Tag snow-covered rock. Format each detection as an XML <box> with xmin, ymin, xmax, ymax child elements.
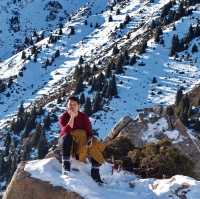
<box><xmin>3</xmin><ymin>157</ymin><xmax>200</xmax><ymax>199</ymax></box>
<box><xmin>3</xmin><ymin>158</ymin><xmax>84</xmax><ymax>199</ymax></box>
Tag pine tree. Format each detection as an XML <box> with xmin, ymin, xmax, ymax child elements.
<box><xmin>78</xmin><ymin>56</ymin><xmax>84</xmax><ymax>65</ymax></box>
<box><xmin>105</xmin><ymin>64</ymin><xmax>112</xmax><ymax>78</ymax></box>
<box><xmin>95</xmin><ymin>23</ymin><xmax>99</xmax><ymax>28</ymax></box>
<box><xmin>91</xmin><ymin>76</ymin><xmax>98</xmax><ymax>92</ymax></box>
<box><xmin>192</xmin><ymin>44</ymin><xmax>198</xmax><ymax>53</ymax></box>
<box><xmin>31</xmin><ymin>106</ymin><xmax>37</xmax><ymax>119</ymax></box>
<box><xmin>8</xmin><ymin>78</ymin><xmax>13</xmax><ymax>88</ymax></box>
<box><xmin>84</xmin><ymin>97</ymin><xmax>92</xmax><ymax>116</ymax></box>
<box><xmin>17</xmin><ymin>102</ymin><xmax>25</xmax><ymax>118</ymax></box>
<box><xmin>194</xmin><ymin>24</ymin><xmax>200</xmax><ymax>37</ymax></box>
<box><xmin>74</xmin><ymin>65</ymin><xmax>83</xmax><ymax>80</ymax></box>
<box><xmin>80</xmin><ymin>93</ymin><xmax>85</xmax><ymax>105</ymax></box>
<box><xmin>175</xmin><ymin>87</ymin><xmax>183</xmax><ymax>106</ymax></box>
<box><xmin>31</xmin><ymin>45</ymin><xmax>37</xmax><ymax>55</ymax></box>
<box><xmin>105</xmin><ymin>75</ymin><xmax>118</xmax><ymax>98</ymax></box>
<box><xmin>58</xmin><ymin>27</ymin><xmax>63</xmax><ymax>35</ymax></box>
<box><xmin>102</xmin><ymin>80</ymin><xmax>108</xmax><ymax>97</ymax></box>
<box><xmin>152</xmin><ymin>77</ymin><xmax>157</xmax><ymax>84</ymax></box>
<box><xmin>48</xmin><ymin>34</ymin><xmax>53</xmax><ymax>43</ymax></box>
<box><xmin>31</xmin><ymin>124</ymin><xmax>43</xmax><ymax>147</ymax></box>
<box><xmin>33</xmin><ymin>30</ymin><xmax>38</xmax><ymax>38</ymax></box>
<box><xmin>170</xmin><ymin>34</ymin><xmax>180</xmax><ymax>56</ymax></box>
<box><xmin>22</xmin><ymin>116</ymin><xmax>36</xmax><ymax>138</ymax></box>
<box><xmin>138</xmin><ymin>40</ymin><xmax>147</xmax><ymax>54</ymax></box>
<box><xmin>33</xmin><ymin>54</ymin><xmax>37</xmax><ymax>62</ymax></box>
<box><xmin>115</xmin><ymin>54</ymin><xmax>124</xmax><ymax>74</ymax></box>
<box><xmin>10</xmin><ymin>151</ymin><xmax>18</xmax><ymax>178</ymax></box>
<box><xmin>150</xmin><ymin>20</ymin><xmax>156</xmax><ymax>29</ymax></box>
<box><xmin>187</xmin><ymin>25</ymin><xmax>195</xmax><ymax>41</ymax></box>
<box><xmin>24</xmin><ymin>37</ymin><xmax>30</xmax><ymax>45</ymax></box>
<box><xmin>154</xmin><ymin>26</ymin><xmax>163</xmax><ymax>43</ymax></box>
<box><xmin>74</xmin><ymin>76</ymin><xmax>84</xmax><ymax>94</ymax></box>
<box><xmin>112</xmin><ymin>45</ymin><xmax>119</xmax><ymax>55</ymax></box>
<box><xmin>124</xmin><ymin>14</ymin><xmax>131</xmax><ymax>25</ymax></box>
<box><xmin>119</xmin><ymin>23</ymin><xmax>124</xmax><ymax>29</ymax></box>
<box><xmin>83</xmin><ymin>64</ymin><xmax>91</xmax><ymax>80</ymax></box>
<box><xmin>4</xmin><ymin>133</ymin><xmax>11</xmax><ymax>156</ymax></box>
<box><xmin>92</xmin><ymin>92</ymin><xmax>102</xmax><ymax>113</ymax></box>
<box><xmin>21</xmin><ymin>51</ymin><xmax>26</xmax><ymax>59</ymax></box>
<box><xmin>179</xmin><ymin>95</ymin><xmax>190</xmax><ymax>126</ymax></box>
<box><xmin>177</xmin><ymin>2</ymin><xmax>185</xmax><ymax>17</ymax></box>
<box><xmin>55</xmin><ymin>49</ymin><xmax>60</xmax><ymax>58</ymax></box>
<box><xmin>92</xmin><ymin>64</ymin><xmax>98</xmax><ymax>75</ymax></box>
<box><xmin>57</xmin><ymin>95</ymin><xmax>62</xmax><ymax>104</ymax></box>
<box><xmin>20</xmin><ymin>141</ymin><xmax>31</xmax><ymax>161</ymax></box>
<box><xmin>29</xmin><ymin>37</ymin><xmax>34</xmax><ymax>45</ymax></box>
<box><xmin>123</xmin><ymin>49</ymin><xmax>129</xmax><ymax>64</ymax></box>
<box><xmin>108</xmin><ymin>15</ymin><xmax>113</xmax><ymax>22</ymax></box>
<box><xmin>45</xmin><ymin>59</ymin><xmax>50</xmax><ymax>67</ymax></box>
<box><xmin>69</xmin><ymin>26</ymin><xmax>75</xmax><ymax>35</ymax></box>
<box><xmin>91</xmin><ymin>73</ymin><xmax>106</xmax><ymax>92</ymax></box>
<box><xmin>129</xmin><ymin>54</ymin><xmax>137</xmax><ymax>65</ymax></box>
<box><xmin>116</xmin><ymin>8</ymin><xmax>120</xmax><ymax>15</ymax></box>
<box><xmin>43</xmin><ymin>114</ymin><xmax>51</xmax><ymax>130</ymax></box>
<box><xmin>110</xmin><ymin>75</ymin><xmax>118</xmax><ymax>97</ymax></box>
<box><xmin>37</xmin><ymin>127</ymin><xmax>49</xmax><ymax>159</ymax></box>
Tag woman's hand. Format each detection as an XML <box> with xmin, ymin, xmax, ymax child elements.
<box><xmin>68</xmin><ymin>109</ymin><xmax>78</xmax><ymax>118</ymax></box>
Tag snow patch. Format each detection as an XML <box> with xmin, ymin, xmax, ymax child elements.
<box><xmin>24</xmin><ymin>157</ymin><xmax>200</xmax><ymax>199</ymax></box>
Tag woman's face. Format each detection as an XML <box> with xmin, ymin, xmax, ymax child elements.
<box><xmin>67</xmin><ymin>100</ymin><xmax>79</xmax><ymax>112</ymax></box>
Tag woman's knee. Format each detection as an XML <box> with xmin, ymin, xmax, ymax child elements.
<box><xmin>62</xmin><ymin>134</ymin><xmax>73</xmax><ymax>145</ymax></box>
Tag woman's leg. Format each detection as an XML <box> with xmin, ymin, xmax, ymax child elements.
<box><xmin>62</xmin><ymin>134</ymin><xmax>73</xmax><ymax>172</ymax></box>
<box><xmin>91</xmin><ymin>158</ymin><xmax>103</xmax><ymax>183</ymax></box>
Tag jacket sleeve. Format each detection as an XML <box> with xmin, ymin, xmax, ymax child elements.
<box><xmin>83</xmin><ymin>114</ymin><xmax>92</xmax><ymax>139</ymax></box>
<box><xmin>59</xmin><ymin>113</ymin><xmax>72</xmax><ymax>137</ymax></box>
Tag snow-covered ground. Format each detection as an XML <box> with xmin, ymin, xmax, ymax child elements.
<box><xmin>92</xmin><ymin>8</ymin><xmax>200</xmax><ymax>137</ymax></box>
<box><xmin>24</xmin><ymin>157</ymin><xmax>200</xmax><ymax>199</ymax></box>
<box><xmin>0</xmin><ymin>0</ymin><xmax>100</xmax><ymax>60</ymax></box>
<box><xmin>142</xmin><ymin>117</ymin><xmax>184</xmax><ymax>144</ymax></box>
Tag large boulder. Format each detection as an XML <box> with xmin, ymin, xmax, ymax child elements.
<box><xmin>3</xmin><ymin>158</ymin><xmax>84</xmax><ymax>199</ymax></box>
<box><xmin>187</xmin><ymin>85</ymin><xmax>200</xmax><ymax>106</ymax></box>
<box><xmin>173</xmin><ymin>119</ymin><xmax>200</xmax><ymax>179</ymax></box>
<box><xmin>107</xmin><ymin>116</ymin><xmax>148</xmax><ymax>147</ymax></box>
<box><xmin>104</xmin><ymin>113</ymin><xmax>200</xmax><ymax>179</ymax></box>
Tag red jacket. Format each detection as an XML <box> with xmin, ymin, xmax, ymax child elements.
<box><xmin>59</xmin><ymin>111</ymin><xmax>92</xmax><ymax>139</ymax></box>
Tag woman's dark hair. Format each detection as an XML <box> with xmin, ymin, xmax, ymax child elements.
<box><xmin>67</xmin><ymin>96</ymin><xmax>80</xmax><ymax>104</ymax></box>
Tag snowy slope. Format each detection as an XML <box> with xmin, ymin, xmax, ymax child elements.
<box><xmin>24</xmin><ymin>157</ymin><xmax>200</xmax><ymax>199</ymax></box>
<box><xmin>0</xmin><ymin>0</ymin><xmax>109</xmax><ymax>119</ymax></box>
<box><xmin>92</xmin><ymin>8</ymin><xmax>200</xmax><ymax>137</ymax></box>
<box><xmin>0</xmin><ymin>0</ymin><xmax>103</xmax><ymax>60</ymax></box>
<box><xmin>0</xmin><ymin>0</ymin><xmax>200</xmax><ymax>139</ymax></box>
<box><xmin>1</xmin><ymin>0</ymin><xmax>200</xmax><ymax>197</ymax></box>
<box><xmin>0</xmin><ymin>0</ymin><xmax>171</xmax><ymax>121</ymax></box>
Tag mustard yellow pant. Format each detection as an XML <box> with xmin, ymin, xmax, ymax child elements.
<box><xmin>70</xmin><ymin>129</ymin><xmax>105</xmax><ymax>164</ymax></box>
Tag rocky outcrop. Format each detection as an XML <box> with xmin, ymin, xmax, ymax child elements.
<box><xmin>173</xmin><ymin>119</ymin><xmax>200</xmax><ymax>179</ymax></box>
<box><xmin>107</xmin><ymin>107</ymin><xmax>164</xmax><ymax>148</ymax></box>
<box><xmin>107</xmin><ymin>116</ymin><xmax>147</xmax><ymax>148</ymax></box>
<box><xmin>187</xmin><ymin>85</ymin><xmax>200</xmax><ymax>106</ymax></box>
<box><xmin>3</xmin><ymin>160</ymin><xmax>84</xmax><ymax>199</ymax></box>
<box><xmin>105</xmin><ymin>110</ymin><xmax>200</xmax><ymax>179</ymax></box>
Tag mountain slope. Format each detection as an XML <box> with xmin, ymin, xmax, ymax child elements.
<box><xmin>0</xmin><ymin>0</ymin><xmax>200</xmax><ymax>196</ymax></box>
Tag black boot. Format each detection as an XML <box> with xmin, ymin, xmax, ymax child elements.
<box><xmin>91</xmin><ymin>167</ymin><xmax>104</xmax><ymax>184</ymax></box>
<box><xmin>62</xmin><ymin>159</ymin><xmax>71</xmax><ymax>174</ymax></box>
